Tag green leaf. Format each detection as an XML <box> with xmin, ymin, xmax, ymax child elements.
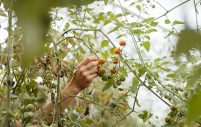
<box><xmin>116</xmin><ymin>34</ymin><xmax>126</xmax><ymax>39</ymax></box>
<box><xmin>101</xmin><ymin>40</ymin><xmax>109</xmax><ymax>47</ymax></box>
<box><xmin>176</xmin><ymin>30</ymin><xmax>201</xmax><ymax>55</ymax></box>
<box><xmin>110</xmin><ymin>47</ymin><xmax>115</xmax><ymax>54</ymax></box>
<box><xmin>187</xmin><ymin>91</ymin><xmax>201</xmax><ymax>123</ymax></box>
<box><xmin>173</xmin><ymin>20</ymin><xmax>184</xmax><ymax>25</ymax></box>
<box><xmin>164</xmin><ymin>31</ymin><xmax>174</xmax><ymax>39</ymax></box>
<box><xmin>164</xmin><ymin>19</ymin><xmax>170</xmax><ymax>24</ymax></box>
<box><xmin>84</xmin><ymin>8</ymin><xmax>94</xmax><ymax>12</ymax></box>
<box><xmin>136</xmin><ymin>5</ymin><xmax>141</xmax><ymax>11</ymax></box>
<box><xmin>130</xmin><ymin>2</ymin><xmax>135</xmax><ymax>6</ymax></box>
<box><xmin>150</xmin><ymin>22</ymin><xmax>158</xmax><ymax>27</ymax></box>
<box><xmin>108</xmin><ymin>26</ymin><xmax>119</xmax><ymax>34</ymax></box>
<box><xmin>101</xmin><ymin>51</ymin><xmax>109</xmax><ymax>59</ymax></box>
<box><xmin>130</xmin><ymin>77</ymin><xmax>139</xmax><ymax>93</ymax></box>
<box><xmin>141</xmin><ymin>41</ymin><xmax>150</xmax><ymax>51</ymax></box>
<box><xmin>142</xmin><ymin>17</ymin><xmax>155</xmax><ymax>23</ymax></box>
<box><xmin>102</xmin><ymin>80</ymin><xmax>114</xmax><ymax>92</ymax></box>
<box><xmin>65</xmin><ymin>22</ymin><xmax>70</xmax><ymax>29</ymax></box>
<box><xmin>104</xmin><ymin>0</ymin><xmax>109</xmax><ymax>4</ymax></box>
<box><xmin>119</xmin><ymin>67</ymin><xmax>127</xmax><ymax>76</ymax></box>
<box><xmin>0</xmin><ymin>9</ymin><xmax>6</xmax><ymax>17</ymax></box>
<box><xmin>138</xmin><ymin>110</ymin><xmax>152</xmax><ymax>122</ymax></box>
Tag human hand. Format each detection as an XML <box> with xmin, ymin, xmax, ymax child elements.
<box><xmin>65</xmin><ymin>56</ymin><xmax>99</xmax><ymax>94</ymax></box>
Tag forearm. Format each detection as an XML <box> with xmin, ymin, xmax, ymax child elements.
<box><xmin>36</xmin><ymin>79</ymin><xmax>81</xmax><ymax>123</ymax></box>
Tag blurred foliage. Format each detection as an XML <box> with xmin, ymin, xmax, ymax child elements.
<box><xmin>176</xmin><ymin>29</ymin><xmax>201</xmax><ymax>55</ymax></box>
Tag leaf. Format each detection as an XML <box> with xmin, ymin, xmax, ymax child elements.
<box><xmin>116</xmin><ymin>34</ymin><xmax>126</xmax><ymax>39</ymax></box>
<box><xmin>138</xmin><ymin>110</ymin><xmax>152</xmax><ymax>122</ymax></box>
<box><xmin>176</xmin><ymin>30</ymin><xmax>201</xmax><ymax>55</ymax></box>
<box><xmin>142</xmin><ymin>17</ymin><xmax>155</xmax><ymax>23</ymax></box>
<box><xmin>187</xmin><ymin>91</ymin><xmax>201</xmax><ymax>123</ymax></box>
<box><xmin>173</xmin><ymin>20</ymin><xmax>184</xmax><ymax>25</ymax></box>
<box><xmin>130</xmin><ymin>2</ymin><xmax>135</xmax><ymax>6</ymax></box>
<box><xmin>65</xmin><ymin>22</ymin><xmax>70</xmax><ymax>29</ymax></box>
<box><xmin>84</xmin><ymin>8</ymin><xmax>94</xmax><ymax>12</ymax></box>
<box><xmin>150</xmin><ymin>22</ymin><xmax>158</xmax><ymax>27</ymax></box>
<box><xmin>101</xmin><ymin>40</ymin><xmax>109</xmax><ymax>47</ymax></box>
<box><xmin>104</xmin><ymin>0</ymin><xmax>109</xmax><ymax>4</ymax></box>
<box><xmin>164</xmin><ymin>19</ymin><xmax>170</xmax><ymax>24</ymax></box>
<box><xmin>164</xmin><ymin>31</ymin><xmax>174</xmax><ymax>39</ymax></box>
<box><xmin>136</xmin><ymin>5</ymin><xmax>141</xmax><ymax>11</ymax></box>
<box><xmin>186</xmin><ymin>64</ymin><xmax>201</xmax><ymax>88</ymax></box>
<box><xmin>108</xmin><ymin>26</ymin><xmax>119</xmax><ymax>34</ymax></box>
<box><xmin>102</xmin><ymin>80</ymin><xmax>114</xmax><ymax>92</ymax></box>
<box><xmin>130</xmin><ymin>77</ymin><xmax>139</xmax><ymax>93</ymax></box>
<box><xmin>119</xmin><ymin>67</ymin><xmax>127</xmax><ymax>76</ymax></box>
<box><xmin>101</xmin><ymin>51</ymin><xmax>109</xmax><ymax>59</ymax></box>
<box><xmin>0</xmin><ymin>9</ymin><xmax>6</xmax><ymax>17</ymax></box>
<box><xmin>141</xmin><ymin>41</ymin><xmax>150</xmax><ymax>51</ymax></box>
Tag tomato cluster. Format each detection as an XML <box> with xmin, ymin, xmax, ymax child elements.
<box><xmin>97</xmin><ymin>41</ymin><xmax>126</xmax><ymax>88</ymax></box>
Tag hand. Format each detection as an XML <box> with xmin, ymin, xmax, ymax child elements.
<box><xmin>65</xmin><ymin>56</ymin><xmax>99</xmax><ymax>94</ymax></box>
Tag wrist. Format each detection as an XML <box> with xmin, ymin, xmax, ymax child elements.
<box><xmin>62</xmin><ymin>78</ymin><xmax>81</xmax><ymax>96</ymax></box>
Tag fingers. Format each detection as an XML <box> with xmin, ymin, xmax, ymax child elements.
<box><xmin>78</xmin><ymin>56</ymin><xmax>98</xmax><ymax>68</ymax></box>
<box><xmin>84</xmin><ymin>66</ymin><xmax>98</xmax><ymax>76</ymax></box>
<box><xmin>85</xmin><ymin>73</ymin><xmax>97</xmax><ymax>83</ymax></box>
<box><xmin>85</xmin><ymin>61</ymin><xmax>99</xmax><ymax>70</ymax></box>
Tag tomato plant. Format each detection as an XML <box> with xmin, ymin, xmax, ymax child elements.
<box><xmin>0</xmin><ymin>0</ymin><xmax>201</xmax><ymax>127</ymax></box>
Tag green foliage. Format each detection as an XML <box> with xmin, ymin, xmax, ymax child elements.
<box><xmin>176</xmin><ymin>29</ymin><xmax>201</xmax><ymax>55</ymax></box>
<box><xmin>187</xmin><ymin>91</ymin><xmax>201</xmax><ymax>123</ymax></box>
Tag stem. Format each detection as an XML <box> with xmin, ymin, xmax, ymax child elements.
<box><xmin>117</xmin><ymin>0</ymin><xmax>185</xmax><ymax>102</ymax></box>
<box><xmin>59</xmin><ymin>95</ymin><xmax>123</xmax><ymax>118</ymax></box>
<box><xmin>54</xmin><ymin>68</ymin><xmax>61</xmax><ymax>124</ymax></box>
<box><xmin>12</xmin><ymin>69</ymin><xmax>26</xmax><ymax>94</ymax></box>
<box><xmin>144</xmin><ymin>0</ymin><xmax>191</xmax><ymax>26</ymax></box>
<box><xmin>52</xmin><ymin>39</ymin><xmax>61</xmax><ymax>124</ymax></box>
<box><xmin>4</xmin><ymin>0</ymin><xmax>13</xmax><ymax>126</ymax></box>
<box><xmin>57</xmin><ymin>36</ymin><xmax>99</xmax><ymax>57</ymax></box>
<box><xmin>193</xmin><ymin>0</ymin><xmax>199</xmax><ymax>32</ymax></box>
<box><xmin>112</xmin><ymin>84</ymin><xmax>141</xmax><ymax>127</ymax></box>
<box><xmin>153</xmin><ymin>0</ymin><xmax>179</xmax><ymax>34</ymax></box>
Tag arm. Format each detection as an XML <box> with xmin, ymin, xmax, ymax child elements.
<box><xmin>39</xmin><ymin>56</ymin><xmax>99</xmax><ymax>123</ymax></box>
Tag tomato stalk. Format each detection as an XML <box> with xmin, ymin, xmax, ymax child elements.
<box><xmin>4</xmin><ymin>0</ymin><xmax>13</xmax><ymax>126</ymax></box>
<box><xmin>52</xmin><ymin>38</ymin><xmax>61</xmax><ymax>125</ymax></box>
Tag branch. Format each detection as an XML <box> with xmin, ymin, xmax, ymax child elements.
<box><xmin>145</xmin><ymin>0</ymin><xmax>191</xmax><ymax>25</ymax></box>
<box><xmin>12</xmin><ymin>69</ymin><xmax>26</xmax><ymax>94</ymax></box>
<box><xmin>59</xmin><ymin>95</ymin><xmax>123</xmax><ymax>118</ymax></box>
<box><xmin>153</xmin><ymin>0</ymin><xmax>179</xmax><ymax>34</ymax></box>
<box><xmin>0</xmin><ymin>72</ymin><xmax>6</xmax><ymax>86</ymax></box>
<box><xmin>112</xmin><ymin>84</ymin><xmax>141</xmax><ymax>127</ymax></box>
<box><xmin>193</xmin><ymin>0</ymin><xmax>199</xmax><ymax>32</ymax></box>
<box><xmin>57</xmin><ymin>36</ymin><xmax>99</xmax><ymax>57</ymax></box>
<box><xmin>4</xmin><ymin>0</ymin><xmax>13</xmax><ymax>126</ymax></box>
<box><xmin>52</xmin><ymin>39</ymin><xmax>61</xmax><ymax>124</ymax></box>
<box><xmin>118</xmin><ymin>0</ymin><xmax>185</xmax><ymax>102</ymax></box>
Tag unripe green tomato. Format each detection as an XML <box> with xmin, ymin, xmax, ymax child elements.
<box><xmin>101</xmin><ymin>74</ymin><xmax>109</xmax><ymax>81</ymax></box>
<box><xmin>24</xmin><ymin>112</ymin><xmax>34</xmax><ymax>119</ymax></box>
<box><xmin>146</xmin><ymin>73</ymin><xmax>151</xmax><ymax>79</ymax></box>
<box><xmin>36</xmin><ymin>92</ymin><xmax>47</xmax><ymax>104</ymax></box>
<box><xmin>26</xmin><ymin>104</ymin><xmax>35</xmax><ymax>112</ymax></box>
<box><xmin>113</xmin><ymin>83</ymin><xmax>118</xmax><ymax>88</ymax></box>
<box><xmin>119</xmin><ymin>75</ymin><xmax>126</xmax><ymax>81</ymax></box>
<box><xmin>116</xmin><ymin>80</ymin><xmax>122</xmax><ymax>86</ymax></box>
